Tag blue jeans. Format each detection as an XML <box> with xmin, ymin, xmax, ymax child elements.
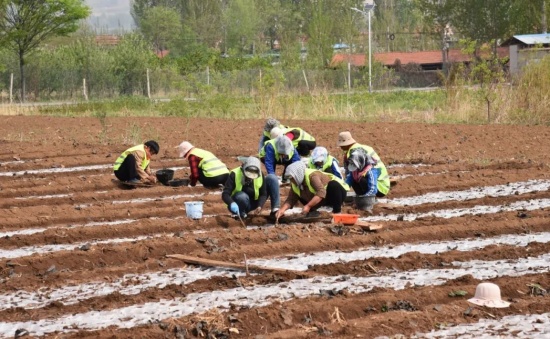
<box><xmin>229</xmin><ymin>191</ymin><xmax>257</xmax><ymax>214</ymax></box>
<box><xmin>265</xmin><ymin>174</ymin><xmax>280</xmax><ymax>211</ymax></box>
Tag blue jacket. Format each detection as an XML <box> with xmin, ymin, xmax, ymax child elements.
<box><xmin>346</xmin><ymin>167</ymin><xmax>380</xmax><ymax>196</ymax></box>
<box><xmin>263</xmin><ymin>142</ymin><xmax>301</xmax><ymax>175</ymax></box>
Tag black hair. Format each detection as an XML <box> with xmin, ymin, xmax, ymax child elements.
<box><xmin>144</xmin><ymin>140</ymin><xmax>160</xmax><ymax>154</ymax></box>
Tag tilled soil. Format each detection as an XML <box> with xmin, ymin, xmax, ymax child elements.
<box><xmin>0</xmin><ymin>116</ymin><xmax>549</xmax><ymax>338</ymax></box>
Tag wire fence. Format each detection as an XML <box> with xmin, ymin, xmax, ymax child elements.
<box><xmin>0</xmin><ymin>65</ymin><xmax>443</xmax><ymax>103</ymax></box>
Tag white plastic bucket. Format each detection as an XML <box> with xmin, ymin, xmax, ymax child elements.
<box><xmin>184</xmin><ymin>201</ymin><xmax>203</xmax><ymax>219</ymax></box>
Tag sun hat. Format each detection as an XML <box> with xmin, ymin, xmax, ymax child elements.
<box><xmin>270</xmin><ymin>127</ymin><xmax>283</xmax><ymax>139</ymax></box>
<box><xmin>176</xmin><ymin>141</ymin><xmax>194</xmax><ymax>158</ymax></box>
<box><xmin>337</xmin><ymin>131</ymin><xmax>356</xmax><ymax>147</ymax></box>
<box><xmin>467</xmin><ymin>282</ymin><xmax>510</xmax><ymax>308</ymax></box>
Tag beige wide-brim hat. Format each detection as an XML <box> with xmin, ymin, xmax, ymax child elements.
<box><xmin>467</xmin><ymin>282</ymin><xmax>510</xmax><ymax>308</ymax></box>
<box><xmin>337</xmin><ymin>131</ymin><xmax>356</xmax><ymax>147</ymax></box>
<box><xmin>176</xmin><ymin>141</ymin><xmax>194</xmax><ymax>158</ymax></box>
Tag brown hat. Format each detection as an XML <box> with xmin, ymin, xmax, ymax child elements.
<box><xmin>337</xmin><ymin>131</ymin><xmax>356</xmax><ymax>147</ymax></box>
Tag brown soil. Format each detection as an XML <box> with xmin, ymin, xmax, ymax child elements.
<box><xmin>1</xmin><ymin>116</ymin><xmax>550</xmax><ymax>338</ymax></box>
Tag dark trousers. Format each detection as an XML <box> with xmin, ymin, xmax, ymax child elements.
<box><xmin>299</xmin><ymin>181</ymin><xmax>347</xmax><ymax>213</ymax></box>
<box><xmin>199</xmin><ymin>171</ymin><xmax>229</xmax><ymax>188</ymax></box>
<box><xmin>296</xmin><ymin>140</ymin><xmax>317</xmax><ymax>157</ymax></box>
<box><xmin>351</xmin><ymin>178</ymin><xmax>386</xmax><ymax>198</ymax></box>
<box><xmin>114</xmin><ymin>154</ymin><xmax>139</xmax><ymax>182</ymax></box>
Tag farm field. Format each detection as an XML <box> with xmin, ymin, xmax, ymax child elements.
<box><xmin>0</xmin><ymin>116</ymin><xmax>549</xmax><ymax>338</ymax></box>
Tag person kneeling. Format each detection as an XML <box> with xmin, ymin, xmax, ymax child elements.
<box><xmin>275</xmin><ymin>161</ymin><xmax>349</xmax><ymax>219</ymax></box>
<box><xmin>222</xmin><ymin>157</ymin><xmax>271</xmax><ymax>219</ymax></box>
<box><xmin>345</xmin><ymin>148</ymin><xmax>390</xmax><ymax>212</ymax></box>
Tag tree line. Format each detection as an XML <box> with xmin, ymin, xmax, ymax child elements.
<box><xmin>0</xmin><ymin>0</ymin><xmax>549</xmax><ymax>101</ymax></box>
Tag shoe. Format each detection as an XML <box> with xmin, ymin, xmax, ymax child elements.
<box><xmin>240</xmin><ymin>212</ymin><xmax>248</xmax><ymax>219</ymax></box>
<box><xmin>269</xmin><ymin>209</ymin><xmax>279</xmax><ymax>219</ymax></box>
<box><xmin>305</xmin><ymin>210</ymin><xmax>320</xmax><ymax>218</ymax></box>
<box><xmin>125</xmin><ymin>179</ymin><xmax>140</xmax><ymax>184</ymax></box>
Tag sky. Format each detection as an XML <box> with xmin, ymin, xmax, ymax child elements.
<box><xmin>85</xmin><ymin>0</ymin><xmax>134</xmax><ymax>32</ymax></box>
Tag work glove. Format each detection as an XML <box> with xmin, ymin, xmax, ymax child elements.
<box><xmin>230</xmin><ymin>202</ymin><xmax>240</xmax><ymax>215</ymax></box>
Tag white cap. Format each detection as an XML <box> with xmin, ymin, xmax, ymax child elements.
<box><xmin>468</xmin><ymin>282</ymin><xmax>510</xmax><ymax>308</ymax></box>
<box><xmin>270</xmin><ymin>127</ymin><xmax>283</xmax><ymax>139</ymax></box>
<box><xmin>176</xmin><ymin>141</ymin><xmax>194</xmax><ymax>158</ymax></box>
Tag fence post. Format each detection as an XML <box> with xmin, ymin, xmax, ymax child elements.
<box><xmin>206</xmin><ymin>66</ymin><xmax>210</xmax><ymax>86</ymax></box>
<box><xmin>146</xmin><ymin>68</ymin><xmax>151</xmax><ymax>99</ymax></box>
<box><xmin>9</xmin><ymin>73</ymin><xmax>13</xmax><ymax>104</ymax></box>
<box><xmin>302</xmin><ymin>69</ymin><xmax>310</xmax><ymax>92</ymax></box>
<box><xmin>83</xmin><ymin>78</ymin><xmax>88</xmax><ymax>101</ymax></box>
<box><xmin>348</xmin><ymin>62</ymin><xmax>351</xmax><ymax>91</ymax></box>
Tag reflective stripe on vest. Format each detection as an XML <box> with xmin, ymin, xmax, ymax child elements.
<box><xmin>291</xmin><ymin>169</ymin><xmax>349</xmax><ymax>196</ymax></box>
<box><xmin>231</xmin><ymin>168</ymin><xmax>263</xmax><ymax>200</ymax></box>
<box><xmin>189</xmin><ymin>148</ymin><xmax>229</xmax><ymax>177</ymax></box>
<box><xmin>113</xmin><ymin>144</ymin><xmax>149</xmax><ymax>171</ymax></box>
<box><xmin>259</xmin><ymin>139</ymin><xmax>295</xmax><ymax>162</ymax></box>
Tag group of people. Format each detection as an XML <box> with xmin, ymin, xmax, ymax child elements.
<box><xmin>113</xmin><ymin>118</ymin><xmax>390</xmax><ymax>220</ymax></box>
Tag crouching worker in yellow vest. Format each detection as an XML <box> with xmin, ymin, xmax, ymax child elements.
<box><xmin>222</xmin><ymin>157</ymin><xmax>272</xmax><ymax>219</ymax></box>
<box><xmin>113</xmin><ymin>140</ymin><xmax>159</xmax><ymax>184</ymax></box>
<box><xmin>275</xmin><ymin>161</ymin><xmax>349</xmax><ymax>219</ymax></box>
<box><xmin>338</xmin><ymin>131</ymin><xmax>390</xmax><ymax>212</ymax></box>
<box><xmin>177</xmin><ymin>141</ymin><xmax>229</xmax><ymax>188</ymax></box>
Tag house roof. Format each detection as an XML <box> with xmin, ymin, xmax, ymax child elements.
<box><xmin>501</xmin><ymin>33</ymin><xmax>550</xmax><ymax>46</ymax></box>
<box><xmin>331</xmin><ymin>47</ymin><xmax>509</xmax><ymax>67</ymax></box>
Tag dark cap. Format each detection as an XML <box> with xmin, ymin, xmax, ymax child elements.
<box><xmin>144</xmin><ymin>140</ymin><xmax>160</xmax><ymax>154</ymax></box>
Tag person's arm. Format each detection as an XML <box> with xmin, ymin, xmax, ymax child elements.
<box><xmin>256</xmin><ymin>178</ymin><xmax>268</xmax><ymax>209</ymax></box>
<box><xmin>364</xmin><ymin>168</ymin><xmax>380</xmax><ymax>196</ymax></box>
<box><xmin>331</xmin><ymin>159</ymin><xmax>343</xmax><ymax>179</ymax></box>
<box><xmin>310</xmin><ymin>174</ymin><xmax>327</xmax><ymax>199</ymax></box>
<box><xmin>264</xmin><ymin>144</ymin><xmax>277</xmax><ymax>175</ymax></box>
<box><xmin>221</xmin><ymin>172</ymin><xmax>237</xmax><ymax>205</ymax></box>
<box><xmin>132</xmin><ymin>150</ymin><xmax>150</xmax><ymax>180</ymax></box>
<box><xmin>188</xmin><ymin>155</ymin><xmax>201</xmax><ymax>186</ymax></box>
<box><xmin>289</xmin><ymin>149</ymin><xmax>301</xmax><ymax>163</ymax></box>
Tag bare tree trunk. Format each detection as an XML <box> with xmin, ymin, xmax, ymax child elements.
<box><xmin>543</xmin><ymin>0</ymin><xmax>548</xmax><ymax>33</ymax></box>
<box><xmin>19</xmin><ymin>49</ymin><xmax>26</xmax><ymax>102</ymax></box>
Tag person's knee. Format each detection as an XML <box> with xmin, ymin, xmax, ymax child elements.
<box><xmin>233</xmin><ymin>191</ymin><xmax>250</xmax><ymax>204</ymax></box>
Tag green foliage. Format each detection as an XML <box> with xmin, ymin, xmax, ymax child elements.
<box><xmin>140</xmin><ymin>6</ymin><xmax>182</xmax><ymax>53</ymax></box>
<box><xmin>0</xmin><ymin>0</ymin><xmax>91</xmax><ymax>101</ymax></box>
<box><xmin>112</xmin><ymin>34</ymin><xmax>158</xmax><ymax>95</ymax></box>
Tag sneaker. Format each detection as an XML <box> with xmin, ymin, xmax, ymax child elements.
<box><xmin>305</xmin><ymin>210</ymin><xmax>320</xmax><ymax>218</ymax></box>
<box><xmin>240</xmin><ymin>212</ymin><xmax>248</xmax><ymax>219</ymax></box>
<box><xmin>269</xmin><ymin>209</ymin><xmax>279</xmax><ymax>218</ymax></box>
<box><xmin>125</xmin><ymin>178</ymin><xmax>140</xmax><ymax>184</ymax></box>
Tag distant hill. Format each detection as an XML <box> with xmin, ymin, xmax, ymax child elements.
<box><xmin>85</xmin><ymin>0</ymin><xmax>134</xmax><ymax>32</ymax></box>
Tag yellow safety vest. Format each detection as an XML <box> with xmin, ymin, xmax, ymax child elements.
<box><xmin>284</xmin><ymin>127</ymin><xmax>315</xmax><ymax>147</ymax></box>
<box><xmin>231</xmin><ymin>168</ymin><xmax>263</xmax><ymax>200</ymax></box>
<box><xmin>291</xmin><ymin>169</ymin><xmax>349</xmax><ymax>196</ymax></box>
<box><xmin>259</xmin><ymin>139</ymin><xmax>296</xmax><ymax>161</ymax></box>
<box><xmin>309</xmin><ymin>155</ymin><xmax>337</xmax><ymax>173</ymax></box>
<box><xmin>346</xmin><ymin>144</ymin><xmax>390</xmax><ymax>195</ymax></box>
<box><xmin>113</xmin><ymin>144</ymin><xmax>149</xmax><ymax>171</ymax></box>
<box><xmin>189</xmin><ymin>148</ymin><xmax>229</xmax><ymax>177</ymax></box>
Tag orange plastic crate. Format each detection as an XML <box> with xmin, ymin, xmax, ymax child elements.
<box><xmin>332</xmin><ymin>213</ymin><xmax>359</xmax><ymax>225</ymax></box>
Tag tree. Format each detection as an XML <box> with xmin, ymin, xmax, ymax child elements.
<box><xmin>0</xmin><ymin>0</ymin><xmax>90</xmax><ymax>101</ymax></box>
<box><xmin>415</xmin><ymin>0</ymin><xmax>456</xmax><ymax>69</ymax></box>
<box><xmin>452</xmin><ymin>0</ymin><xmax>514</xmax><ymax>54</ymax></box>
<box><xmin>140</xmin><ymin>6</ymin><xmax>182</xmax><ymax>54</ymax></box>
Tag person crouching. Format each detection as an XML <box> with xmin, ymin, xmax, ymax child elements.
<box><xmin>275</xmin><ymin>161</ymin><xmax>349</xmax><ymax>219</ymax></box>
<box><xmin>177</xmin><ymin>141</ymin><xmax>229</xmax><ymax>188</ymax></box>
<box><xmin>222</xmin><ymin>157</ymin><xmax>272</xmax><ymax>219</ymax></box>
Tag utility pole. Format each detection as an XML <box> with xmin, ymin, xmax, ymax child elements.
<box><xmin>543</xmin><ymin>0</ymin><xmax>548</xmax><ymax>33</ymax></box>
<box><xmin>351</xmin><ymin>2</ymin><xmax>376</xmax><ymax>93</ymax></box>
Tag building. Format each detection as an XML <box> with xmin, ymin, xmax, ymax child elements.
<box><xmin>501</xmin><ymin>33</ymin><xmax>550</xmax><ymax>75</ymax></box>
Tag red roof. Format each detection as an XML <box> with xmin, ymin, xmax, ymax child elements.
<box><xmin>331</xmin><ymin>47</ymin><xmax>509</xmax><ymax>67</ymax></box>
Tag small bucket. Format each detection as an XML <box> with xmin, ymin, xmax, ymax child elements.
<box><xmin>184</xmin><ymin>201</ymin><xmax>203</xmax><ymax>219</ymax></box>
